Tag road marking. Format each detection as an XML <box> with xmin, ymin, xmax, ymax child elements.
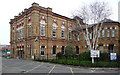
<box><xmin>2</xmin><ymin>64</ymin><xmax>8</xmax><ymax>68</ymax></box>
<box><xmin>24</xmin><ymin>63</ymin><xmax>43</xmax><ymax>73</ymax></box>
<box><xmin>47</xmin><ymin>65</ymin><xmax>56</xmax><ymax>75</ymax></box>
<box><xmin>19</xmin><ymin>62</ymin><xmax>34</xmax><ymax>68</ymax></box>
<box><xmin>90</xmin><ymin>69</ymin><xmax>95</xmax><ymax>72</ymax></box>
<box><xmin>70</xmin><ymin>67</ymin><xmax>74</xmax><ymax>75</ymax></box>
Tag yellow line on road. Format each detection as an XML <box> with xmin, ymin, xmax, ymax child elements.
<box><xmin>24</xmin><ymin>63</ymin><xmax>43</xmax><ymax>73</ymax></box>
<box><xmin>70</xmin><ymin>67</ymin><xmax>74</xmax><ymax>75</ymax></box>
<box><xmin>19</xmin><ymin>62</ymin><xmax>34</xmax><ymax>68</ymax></box>
<box><xmin>47</xmin><ymin>65</ymin><xmax>56</xmax><ymax>75</ymax></box>
<box><xmin>90</xmin><ymin>69</ymin><xmax>95</xmax><ymax>72</ymax></box>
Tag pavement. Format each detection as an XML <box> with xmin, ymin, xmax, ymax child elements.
<box><xmin>1</xmin><ymin>57</ymin><xmax>120</xmax><ymax>75</ymax></box>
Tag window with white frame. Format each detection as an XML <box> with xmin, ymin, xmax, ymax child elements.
<box><xmin>98</xmin><ymin>30</ymin><xmax>100</xmax><ymax>38</ymax></box>
<box><xmin>107</xmin><ymin>29</ymin><xmax>110</xmax><ymax>37</ymax></box>
<box><xmin>41</xmin><ymin>19</ymin><xmax>45</xmax><ymax>36</ymax></box>
<box><xmin>102</xmin><ymin>29</ymin><xmax>104</xmax><ymax>37</ymax></box>
<box><xmin>89</xmin><ymin>33</ymin><xmax>92</xmax><ymax>39</ymax></box>
<box><xmin>53</xmin><ymin>23</ymin><xmax>57</xmax><ymax>37</ymax></box>
<box><xmin>41</xmin><ymin>46</ymin><xmax>45</xmax><ymax>55</ymax></box>
<box><xmin>112</xmin><ymin>29</ymin><xmax>115</xmax><ymax>37</ymax></box>
<box><xmin>61</xmin><ymin>24</ymin><xmax>65</xmax><ymax>37</ymax></box>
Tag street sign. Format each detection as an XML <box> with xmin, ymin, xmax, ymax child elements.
<box><xmin>110</xmin><ymin>53</ymin><xmax>117</xmax><ymax>60</ymax></box>
<box><xmin>91</xmin><ymin>50</ymin><xmax>100</xmax><ymax>58</ymax></box>
<box><xmin>32</xmin><ymin>56</ymin><xmax>34</xmax><ymax>59</ymax></box>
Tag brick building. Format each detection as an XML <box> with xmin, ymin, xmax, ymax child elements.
<box><xmin>10</xmin><ymin>3</ymin><xmax>120</xmax><ymax>59</ymax></box>
<box><xmin>72</xmin><ymin>19</ymin><xmax>120</xmax><ymax>55</ymax></box>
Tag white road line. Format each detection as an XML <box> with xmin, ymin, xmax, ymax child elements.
<box><xmin>24</xmin><ymin>63</ymin><xmax>44</xmax><ymax>73</ymax></box>
<box><xmin>47</xmin><ymin>65</ymin><xmax>56</xmax><ymax>75</ymax></box>
<box><xmin>70</xmin><ymin>67</ymin><xmax>74</xmax><ymax>75</ymax></box>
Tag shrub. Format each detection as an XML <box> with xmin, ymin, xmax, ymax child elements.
<box><xmin>56</xmin><ymin>52</ymin><xmax>63</xmax><ymax>59</ymax></box>
<box><xmin>79</xmin><ymin>51</ymin><xmax>91</xmax><ymax>61</ymax></box>
<box><xmin>65</xmin><ymin>45</ymin><xmax>73</xmax><ymax>56</ymax></box>
<box><xmin>99</xmin><ymin>52</ymin><xmax>109</xmax><ymax>61</ymax></box>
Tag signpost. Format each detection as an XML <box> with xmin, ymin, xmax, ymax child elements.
<box><xmin>91</xmin><ymin>50</ymin><xmax>100</xmax><ymax>63</ymax></box>
<box><xmin>110</xmin><ymin>53</ymin><xmax>117</xmax><ymax>61</ymax></box>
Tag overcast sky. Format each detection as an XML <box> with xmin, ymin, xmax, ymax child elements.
<box><xmin>0</xmin><ymin>0</ymin><xmax>119</xmax><ymax>45</ymax></box>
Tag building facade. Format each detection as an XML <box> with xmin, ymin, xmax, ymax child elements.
<box><xmin>72</xmin><ymin>19</ymin><xmax>120</xmax><ymax>55</ymax></box>
<box><xmin>10</xmin><ymin>3</ymin><xmax>120</xmax><ymax>59</ymax></box>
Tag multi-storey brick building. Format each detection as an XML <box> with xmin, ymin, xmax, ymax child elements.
<box><xmin>72</xmin><ymin>19</ymin><xmax>120</xmax><ymax>55</ymax></box>
<box><xmin>10</xmin><ymin>3</ymin><xmax>120</xmax><ymax>59</ymax></box>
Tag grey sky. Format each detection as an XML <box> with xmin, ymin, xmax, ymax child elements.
<box><xmin>0</xmin><ymin>0</ymin><xmax>119</xmax><ymax>45</ymax></box>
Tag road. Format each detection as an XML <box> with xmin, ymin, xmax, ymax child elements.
<box><xmin>1</xmin><ymin>57</ymin><xmax>120</xmax><ymax>75</ymax></box>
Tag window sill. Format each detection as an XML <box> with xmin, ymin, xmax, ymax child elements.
<box><xmin>41</xmin><ymin>55</ymin><xmax>45</xmax><ymax>56</ymax></box>
<box><xmin>76</xmin><ymin>54</ymin><xmax>79</xmax><ymax>55</ymax></box>
<box><xmin>53</xmin><ymin>54</ymin><xmax>56</xmax><ymax>56</ymax></box>
<box><xmin>53</xmin><ymin>36</ymin><xmax>56</xmax><ymax>37</ymax></box>
<box><xmin>41</xmin><ymin>35</ymin><xmax>45</xmax><ymax>37</ymax></box>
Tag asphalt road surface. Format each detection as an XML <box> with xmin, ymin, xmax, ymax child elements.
<box><xmin>1</xmin><ymin>57</ymin><xmax>120</xmax><ymax>75</ymax></box>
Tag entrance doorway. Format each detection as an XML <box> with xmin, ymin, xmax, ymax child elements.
<box><xmin>18</xmin><ymin>50</ymin><xmax>24</xmax><ymax>59</ymax></box>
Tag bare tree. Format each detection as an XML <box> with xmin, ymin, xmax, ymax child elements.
<box><xmin>73</xmin><ymin>1</ymin><xmax>111</xmax><ymax>63</ymax></box>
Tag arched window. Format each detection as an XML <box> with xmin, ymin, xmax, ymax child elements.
<box><xmin>40</xmin><ymin>19</ymin><xmax>45</xmax><ymax>36</ymax></box>
<box><xmin>53</xmin><ymin>23</ymin><xmax>57</xmax><ymax>37</ymax></box>
<box><xmin>61</xmin><ymin>24</ymin><xmax>65</xmax><ymax>37</ymax></box>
